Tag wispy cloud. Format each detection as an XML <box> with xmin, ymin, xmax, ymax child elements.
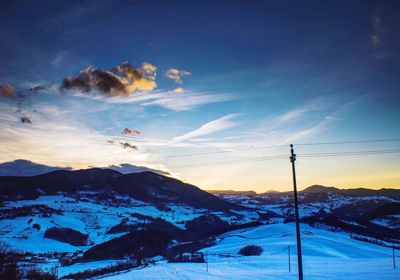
<box><xmin>166</xmin><ymin>68</ymin><xmax>191</xmax><ymax>84</ymax></box>
<box><xmin>0</xmin><ymin>102</ymin><xmax>152</xmax><ymax>168</ymax></box>
<box><xmin>281</xmin><ymin>96</ymin><xmax>366</xmax><ymax>144</ymax></box>
<box><xmin>140</xmin><ymin>91</ymin><xmax>234</xmax><ymax>111</ymax></box>
<box><xmin>281</xmin><ymin>116</ymin><xmax>335</xmax><ymax>144</ymax></box>
<box><xmin>31</xmin><ymin>1</ymin><xmax>120</xmax><ymax>44</ymax></box>
<box><xmin>173</xmin><ymin>114</ymin><xmax>240</xmax><ymax>143</ymax></box>
<box><xmin>277</xmin><ymin>99</ymin><xmax>328</xmax><ymax>124</ymax></box>
<box><xmin>371</xmin><ymin>15</ymin><xmax>383</xmax><ymax>47</ymax></box>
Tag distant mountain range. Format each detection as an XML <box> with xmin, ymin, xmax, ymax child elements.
<box><xmin>210</xmin><ymin>185</ymin><xmax>400</xmax><ymax>200</ymax></box>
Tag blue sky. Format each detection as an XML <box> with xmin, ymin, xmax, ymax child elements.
<box><xmin>0</xmin><ymin>0</ymin><xmax>399</xmax><ymax>191</ymax></box>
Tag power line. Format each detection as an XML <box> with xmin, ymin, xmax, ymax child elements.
<box><xmin>296</xmin><ymin>138</ymin><xmax>400</xmax><ymax>146</ymax></box>
<box><xmin>167</xmin><ymin>149</ymin><xmax>400</xmax><ymax>169</ymax></box>
<box><xmin>168</xmin><ymin>155</ymin><xmax>288</xmax><ymax>168</ymax></box>
<box><xmin>300</xmin><ymin>149</ymin><xmax>400</xmax><ymax>158</ymax></box>
<box><xmin>162</xmin><ymin>138</ymin><xmax>400</xmax><ymax>159</ymax></box>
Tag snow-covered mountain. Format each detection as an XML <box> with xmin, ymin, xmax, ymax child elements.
<box><xmin>100</xmin><ymin>223</ymin><xmax>399</xmax><ymax>280</ymax></box>
<box><xmin>211</xmin><ymin>185</ymin><xmax>400</xmax><ymax>232</ymax></box>
<box><xmin>0</xmin><ymin>170</ymin><xmax>399</xmax><ymax>279</ymax></box>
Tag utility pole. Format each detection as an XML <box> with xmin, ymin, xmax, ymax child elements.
<box><xmin>393</xmin><ymin>243</ymin><xmax>396</xmax><ymax>269</ymax></box>
<box><xmin>288</xmin><ymin>245</ymin><xmax>291</xmax><ymax>272</ymax></box>
<box><xmin>206</xmin><ymin>251</ymin><xmax>208</xmax><ymax>272</ymax></box>
<box><xmin>290</xmin><ymin>144</ymin><xmax>304</xmax><ymax>280</ymax></box>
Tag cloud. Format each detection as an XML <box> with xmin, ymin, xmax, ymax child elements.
<box><xmin>280</xmin><ymin>96</ymin><xmax>365</xmax><ymax>144</ymax></box>
<box><xmin>51</xmin><ymin>51</ymin><xmax>67</xmax><ymax>67</ymax></box>
<box><xmin>0</xmin><ymin>84</ymin><xmax>14</xmax><ymax>97</ymax></box>
<box><xmin>0</xmin><ymin>102</ymin><xmax>156</xmax><ymax>172</ymax></box>
<box><xmin>0</xmin><ymin>159</ymin><xmax>72</xmax><ymax>176</ymax></box>
<box><xmin>122</xmin><ymin>128</ymin><xmax>141</xmax><ymax>136</ymax></box>
<box><xmin>371</xmin><ymin>35</ymin><xmax>381</xmax><ymax>46</ymax></box>
<box><xmin>139</xmin><ymin>91</ymin><xmax>234</xmax><ymax>111</ymax></box>
<box><xmin>106</xmin><ymin>163</ymin><xmax>170</xmax><ymax>176</ymax></box>
<box><xmin>173</xmin><ymin>114</ymin><xmax>240</xmax><ymax>142</ymax></box>
<box><xmin>371</xmin><ymin>15</ymin><xmax>384</xmax><ymax>47</ymax></box>
<box><xmin>173</xmin><ymin>87</ymin><xmax>185</xmax><ymax>94</ymax></box>
<box><xmin>39</xmin><ymin>0</ymin><xmax>116</xmax><ymax>43</ymax></box>
<box><xmin>166</xmin><ymin>68</ymin><xmax>191</xmax><ymax>84</ymax></box>
<box><xmin>61</xmin><ymin>61</ymin><xmax>157</xmax><ymax>96</ymax></box>
<box><xmin>20</xmin><ymin>116</ymin><xmax>32</xmax><ymax>124</ymax></box>
<box><xmin>258</xmin><ymin>98</ymin><xmax>330</xmax><ymax>134</ymax></box>
<box><xmin>281</xmin><ymin>116</ymin><xmax>335</xmax><ymax>144</ymax></box>
<box><xmin>120</xmin><ymin>142</ymin><xmax>138</xmax><ymax>151</ymax></box>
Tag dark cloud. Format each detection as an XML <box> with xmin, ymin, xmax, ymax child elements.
<box><xmin>20</xmin><ymin>116</ymin><xmax>32</xmax><ymax>124</ymax></box>
<box><xmin>120</xmin><ymin>142</ymin><xmax>138</xmax><ymax>151</ymax></box>
<box><xmin>61</xmin><ymin>61</ymin><xmax>157</xmax><ymax>96</ymax></box>
<box><xmin>29</xmin><ymin>84</ymin><xmax>51</xmax><ymax>93</ymax></box>
<box><xmin>122</xmin><ymin>128</ymin><xmax>141</xmax><ymax>136</ymax></box>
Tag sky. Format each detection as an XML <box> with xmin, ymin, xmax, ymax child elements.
<box><xmin>0</xmin><ymin>0</ymin><xmax>399</xmax><ymax>192</ymax></box>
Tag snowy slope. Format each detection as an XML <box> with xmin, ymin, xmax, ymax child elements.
<box><xmin>0</xmin><ymin>194</ymin><xmax>260</xmax><ymax>254</ymax></box>
<box><xmin>102</xmin><ymin>223</ymin><xmax>399</xmax><ymax>280</ymax></box>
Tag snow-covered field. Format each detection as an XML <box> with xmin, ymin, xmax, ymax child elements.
<box><xmin>1</xmin><ymin>194</ymin><xmax>259</xmax><ymax>253</ymax></box>
<box><xmin>102</xmin><ymin>223</ymin><xmax>399</xmax><ymax>280</ymax></box>
<box><xmin>1</xmin><ymin>193</ymin><xmax>399</xmax><ymax>279</ymax></box>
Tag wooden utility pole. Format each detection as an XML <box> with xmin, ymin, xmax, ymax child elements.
<box><xmin>288</xmin><ymin>245</ymin><xmax>291</xmax><ymax>272</ymax></box>
<box><xmin>206</xmin><ymin>251</ymin><xmax>208</xmax><ymax>272</ymax></box>
<box><xmin>290</xmin><ymin>144</ymin><xmax>304</xmax><ymax>280</ymax></box>
<box><xmin>393</xmin><ymin>243</ymin><xmax>396</xmax><ymax>269</ymax></box>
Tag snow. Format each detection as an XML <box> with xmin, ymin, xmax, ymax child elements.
<box><xmin>0</xmin><ymin>194</ymin><xmax>210</xmax><ymax>252</ymax></box>
<box><xmin>0</xmin><ymin>216</ymin><xmax>83</xmax><ymax>253</ymax></box>
<box><xmin>1</xmin><ymin>193</ymin><xmax>399</xmax><ymax>279</ymax></box>
<box><xmin>57</xmin><ymin>259</ymin><xmax>121</xmax><ymax>277</ymax></box>
<box><xmin>372</xmin><ymin>215</ymin><xmax>400</xmax><ymax>229</ymax></box>
<box><xmin>102</xmin><ymin>223</ymin><xmax>399</xmax><ymax>280</ymax></box>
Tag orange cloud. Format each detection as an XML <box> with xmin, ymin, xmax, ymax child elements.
<box><xmin>0</xmin><ymin>84</ymin><xmax>14</xmax><ymax>97</ymax></box>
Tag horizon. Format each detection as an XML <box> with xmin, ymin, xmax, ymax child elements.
<box><xmin>1</xmin><ymin>1</ymin><xmax>400</xmax><ymax>192</ymax></box>
<box><xmin>0</xmin><ymin>158</ymin><xmax>398</xmax><ymax>193</ymax></box>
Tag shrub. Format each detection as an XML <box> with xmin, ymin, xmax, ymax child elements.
<box><xmin>26</xmin><ymin>267</ymin><xmax>57</xmax><ymax>280</ymax></box>
<box><xmin>238</xmin><ymin>245</ymin><xmax>263</xmax><ymax>256</ymax></box>
<box><xmin>60</xmin><ymin>260</ymin><xmax>139</xmax><ymax>279</ymax></box>
<box><xmin>0</xmin><ymin>242</ymin><xmax>21</xmax><ymax>280</ymax></box>
<box><xmin>33</xmin><ymin>223</ymin><xmax>41</xmax><ymax>231</ymax></box>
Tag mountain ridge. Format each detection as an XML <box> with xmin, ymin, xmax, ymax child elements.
<box><xmin>210</xmin><ymin>185</ymin><xmax>400</xmax><ymax>200</ymax></box>
<box><xmin>0</xmin><ymin>168</ymin><xmax>241</xmax><ymax>211</ymax></box>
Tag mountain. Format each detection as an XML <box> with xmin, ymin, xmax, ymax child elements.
<box><xmin>213</xmin><ymin>184</ymin><xmax>400</xmax><ymax>240</ymax></box>
<box><xmin>208</xmin><ymin>190</ymin><xmax>258</xmax><ymax>196</ymax></box>
<box><xmin>0</xmin><ymin>175</ymin><xmax>398</xmax><ymax>278</ymax></box>
<box><xmin>0</xmin><ymin>168</ymin><xmax>241</xmax><ymax>212</ymax></box>
<box><xmin>302</xmin><ymin>185</ymin><xmax>400</xmax><ymax>200</ymax></box>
